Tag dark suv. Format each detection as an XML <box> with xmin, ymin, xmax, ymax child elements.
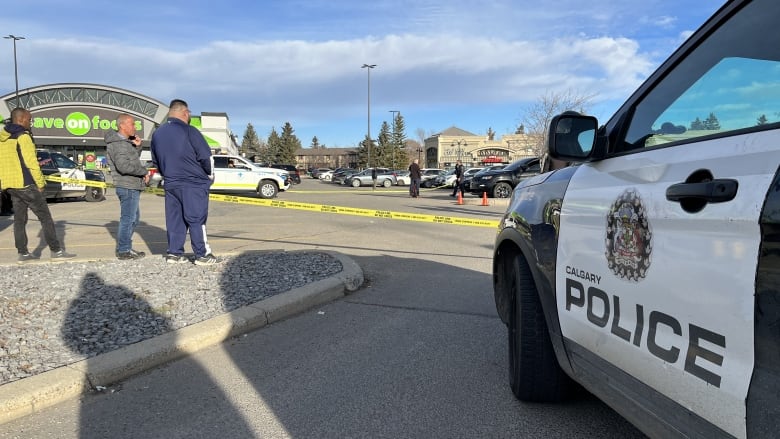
<box><xmin>468</xmin><ymin>157</ymin><xmax>539</xmax><ymax>198</ymax></box>
<box><xmin>270</xmin><ymin>164</ymin><xmax>301</xmax><ymax>184</ymax></box>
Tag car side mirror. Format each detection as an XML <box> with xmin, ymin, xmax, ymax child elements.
<box><xmin>547</xmin><ymin>114</ymin><xmax>599</xmax><ymax>161</ymax></box>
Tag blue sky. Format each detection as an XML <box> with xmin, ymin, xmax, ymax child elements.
<box><xmin>0</xmin><ymin>0</ymin><xmax>725</xmax><ymax>147</ymax></box>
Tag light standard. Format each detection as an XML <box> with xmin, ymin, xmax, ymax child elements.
<box><xmin>416</xmin><ymin>146</ymin><xmax>423</xmax><ymax>163</ymax></box>
<box><xmin>451</xmin><ymin>139</ymin><xmax>466</xmax><ymax>164</ymax></box>
<box><xmin>361</xmin><ymin>63</ymin><xmax>376</xmax><ymax>168</ymax></box>
<box><xmin>4</xmin><ymin>34</ymin><xmax>24</xmax><ymax>108</ymax></box>
<box><xmin>388</xmin><ymin>110</ymin><xmax>399</xmax><ymax>168</ymax></box>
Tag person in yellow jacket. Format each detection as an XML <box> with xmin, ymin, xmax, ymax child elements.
<box><xmin>0</xmin><ymin>107</ymin><xmax>75</xmax><ymax>262</ymax></box>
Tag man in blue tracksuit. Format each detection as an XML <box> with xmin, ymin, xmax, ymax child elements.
<box><xmin>151</xmin><ymin>99</ymin><xmax>219</xmax><ymax>265</ymax></box>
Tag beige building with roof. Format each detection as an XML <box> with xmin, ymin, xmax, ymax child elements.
<box><xmin>422</xmin><ymin>126</ymin><xmax>537</xmax><ymax>169</ymax></box>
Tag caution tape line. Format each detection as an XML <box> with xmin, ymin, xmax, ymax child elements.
<box><xmin>43</xmin><ymin>176</ymin><xmax>499</xmax><ymax>228</ymax></box>
<box><xmin>210</xmin><ymin>194</ymin><xmax>499</xmax><ymax>228</ymax></box>
<box><xmin>45</xmin><ymin>175</ymin><xmax>165</xmax><ymax>195</ymax></box>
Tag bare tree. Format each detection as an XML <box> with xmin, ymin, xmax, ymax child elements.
<box><xmin>521</xmin><ymin>89</ymin><xmax>597</xmax><ymax>157</ymax></box>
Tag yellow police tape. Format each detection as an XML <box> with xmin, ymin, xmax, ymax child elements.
<box><xmin>44</xmin><ymin>175</ymin><xmax>500</xmax><ymax>228</ymax></box>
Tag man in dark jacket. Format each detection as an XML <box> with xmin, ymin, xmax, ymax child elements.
<box><xmin>105</xmin><ymin>114</ymin><xmax>150</xmax><ymax>260</ymax></box>
<box><xmin>408</xmin><ymin>159</ymin><xmax>421</xmax><ymax>198</ymax></box>
<box><xmin>451</xmin><ymin>159</ymin><xmax>464</xmax><ymax>198</ymax></box>
<box><xmin>151</xmin><ymin>99</ymin><xmax>219</xmax><ymax>265</ymax></box>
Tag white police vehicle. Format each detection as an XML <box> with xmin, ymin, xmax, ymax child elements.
<box><xmin>210</xmin><ymin>154</ymin><xmax>290</xmax><ymax>199</ymax></box>
<box><xmin>492</xmin><ymin>1</ymin><xmax>780</xmax><ymax>437</ymax></box>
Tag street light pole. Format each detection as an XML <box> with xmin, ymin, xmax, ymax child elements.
<box><xmin>451</xmin><ymin>139</ymin><xmax>466</xmax><ymax>164</ymax></box>
<box><xmin>4</xmin><ymin>34</ymin><xmax>25</xmax><ymax>108</ymax></box>
<box><xmin>388</xmin><ymin>110</ymin><xmax>399</xmax><ymax>169</ymax></box>
<box><xmin>361</xmin><ymin>63</ymin><xmax>376</xmax><ymax>168</ymax></box>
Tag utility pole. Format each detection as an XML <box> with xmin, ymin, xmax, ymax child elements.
<box><xmin>4</xmin><ymin>34</ymin><xmax>25</xmax><ymax>108</ymax></box>
<box><xmin>361</xmin><ymin>64</ymin><xmax>376</xmax><ymax>168</ymax></box>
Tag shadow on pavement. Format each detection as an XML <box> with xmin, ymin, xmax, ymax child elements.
<box><xmin>32</xmin><ymin>255</ymin><xmax>644</xmax><ymax>438</ymax></box>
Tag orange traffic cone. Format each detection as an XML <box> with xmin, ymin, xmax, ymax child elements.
<box><xmin>456</xmin><ymin>191</ymin><xmax>463</xmax><ymax>205</ymax></box>
<box><xmin>481</xmin><ymin>192</ymin><xmax>489</xmax><ymax>206</ymax></box>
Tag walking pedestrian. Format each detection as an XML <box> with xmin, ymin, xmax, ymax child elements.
<box><xmin>0</xmin><ymin>107</ymin><xmax>76</xmax><ymax>262</ymax></box>
<box><xmin>105</xmin><ymin>114</ymin><xmax>150</xmax><ymax>260</ymax></box>
<box><xmin>409</xmin><ymin>159</ymin><xmax>421</xmax><ymax>198</ymax></box>
<box><xmin>151</xmin><ymin>99</ymin><xmax>220</xmax><ymax>265</ymax></box>
<box><xmin>451</xmin><ymin>159</ymin><xmax>465</xmax><ymax>198</ymax></box>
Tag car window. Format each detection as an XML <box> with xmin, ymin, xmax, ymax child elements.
<box><xmin>620</xmin><ymin>0</ymin><xmax>780</xmax><ymax>152</ymax></box>
<box><xmin>51</xmin><ymin>153</ymin><xmax>77</xmax><ymax>169</ymax></box>
<box><xmin>37</xmin><ymin>152</ymin><xmax>57</xmax><ymax>170</ymax></box>
<box><xmin>213</xmin><ymin>157</ymin><xmax>230</xmax><ymax>169</ymax></box>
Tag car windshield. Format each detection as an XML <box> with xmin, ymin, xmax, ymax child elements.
<box><xmin>51</xmin><ymin>153</ymin><xmax>77</xmax><ymax>169</ymax></box>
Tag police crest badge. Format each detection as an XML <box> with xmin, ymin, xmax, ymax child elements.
<box><xmin>605</xmin><ymin>188</ymin><xmax>652</xmax><ymax>282</ymax></box>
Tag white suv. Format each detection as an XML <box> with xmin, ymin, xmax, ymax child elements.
<box><xmin>493</xmin><ymin>1</ymin><xmax>780</xmax><ymax>437</ymax></box>
<box><xmin>211</xmin><ymin>155</ymin><xmax>290</xmax><ymax>198</ymax></box>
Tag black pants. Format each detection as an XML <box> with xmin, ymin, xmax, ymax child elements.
<box><xmin>6</xmin><ymin>185</ymin><xmax>62</xmax><ymax>254</ymax></box>
<box><xmin>451</xmin><ymin>179</ymin><xmax>464</xmax><ymax>196</ymax></box>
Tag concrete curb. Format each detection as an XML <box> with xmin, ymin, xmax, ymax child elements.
<box><xmin>0</xmin><ymin>251</ymin><xmax>364</xmax><ymax>425</ymax></box>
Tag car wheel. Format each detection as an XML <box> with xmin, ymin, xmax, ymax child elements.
<box><xmin>85</xmin><ymin>186</ymin><xmax>104</xmax><ymax>202</ymax></box>
<box><xmin>382</xmin><ymin>179</ymin><xmax>392</xmax><ymax>188</ymax></box>
<box><xmin>257</xmin><ymin>180</ymin><xmax>278</xmax><ymax>199</ymax></box>
<box><xmin>351</xmin><ymin>179</ymin><xmax>361</xmax><ymax>188</ymax></box>
<box><xmin>494</xmin><ymin>182</ymin><xmax>513</xmax><ymax>198</ymax></box>
<box><xmin>505</xmin><ymin>254</ymin><xmax>571</xmax><ymax>402</ymax></box>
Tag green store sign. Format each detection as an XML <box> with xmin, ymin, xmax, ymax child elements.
<box><xmin>31</xmin><ymin>110</ymin><xmax>143</xmax><ymax>137</ymax></box>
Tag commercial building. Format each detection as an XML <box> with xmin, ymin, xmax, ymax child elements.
<box><xmin>0</xmin><ymin>83</ymin><xmax>238</xmax><ymax>167</ymax></box>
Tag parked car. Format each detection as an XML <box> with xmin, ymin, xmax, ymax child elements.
<box><xmin>395</xmin><ymin>170</ymin><xmax>411</xmax><ymax>186</ymax></box>
<box><xmin>420</xmin><ymin>168</ymin><xmax>446</xmax><ymax>188</ymax></box>
<box><xmin>459</xmin><ymin>167</ymin><xmax>485</xmax><ymax>187</ymax></box>
<box><xmin>37</xmin><ymin>149</ymin><xmax>105</xmax><ymax>202</ymax></box>
<box><xmin>318</xmin><ymin>170</ymin><xmax>335</xmax><ymax>182</ymax></box>
<box><xmin>432</xmin><ymin>168</ymin><xmax>457</xmax><ymax>188</ymax></box>
<box><xmin>210</xmin><ymin>154</ymin><xmax>290</xmax><ymax>199</ymax></box>
<box><xmin>331</xmin><ymin>168</ymin><xmax>358</xmax><ymax>185</ymax></box>
<box><xmin>345</xmin><ymin>168</ymin><xmax>397</xmax><ymax>188</ymax></box>
<box><xmin>492</xmin><ymin>1</ymin><xmax>779</xmax><ymax>437</ymax></box>
<box><xmin>468</xmin><ymin>157</ymin><xmax>539</xmax><ymax>198</ymax></box>
<box><xmin>269</xmin><ymin>164</ymin><xmax>301</xmax><ymax>184</ymax></box>
<box><xmin>310</xmin><ymin>167</ymin><xmax>332</xmax><ymax>179</ymax></box>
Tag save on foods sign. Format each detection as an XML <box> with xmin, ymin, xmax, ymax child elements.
<box><xmin>30</xmin><ymin>107</ymin><xmax>145</xmax><ymax>139</ymax></box>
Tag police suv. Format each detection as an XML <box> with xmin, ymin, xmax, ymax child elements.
<box><xmin>210</xmin><ymin>154</ymin><xmax>290</xmax><ymax>199</ymax></box>
<box><xmin>492</xmin><ymin>1</ymin><xmax>779</xmax><ymax>437</ymax></box>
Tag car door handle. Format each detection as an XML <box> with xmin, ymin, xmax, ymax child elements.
<box><xmin>666</xmin><ymin>179</ymin><xmax>738</xmax><ymax>203</ymax></box>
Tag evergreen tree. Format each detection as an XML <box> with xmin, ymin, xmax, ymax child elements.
<box><xmin>757</xmin><ymin>114</ymin><xmax>769</xmax><ymax>125</ymax></box>
<box><xmin>277</xmin><ymin>122</ymin><xmax>302</xmax><ymax>164</ymax></box>
<box><xmin>240</xmin><ymin>123</ymin><xmax>263</xmax><ymax>158</ymax></box>
<box><xmin>704</xmin><ymin>112</ymin><xmax>721</xmax><ymax>130</ymax></box>
<box><xmin>261</xmin><ymin>127</ymin><xmax>280</xmax><ymax>165</ymax></box>
<box><xmin>375</xmin><ymin>121</ymin><xmax>392</xmax><ymax>168</ymax></box>
<box><xmin>310</xmin><ymin>136</ymin><xmax>323</xmax><ymax>149</ymax></box>
<box><xmin>391</xmin><ymin>112</ymin><xmax>408</xmax><ymax>169</ymax></box>
<box><xmin>690</xmin><ymin>117</ymin><xmax>705</xmax><ymax>131</ymax></box>
<box><xmin>358</xmin><ymin>135</ymin><xmax>374</xmax><ymax>168</ymax></box>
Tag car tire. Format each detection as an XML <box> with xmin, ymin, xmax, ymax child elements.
<box><xmin>382</xmin><ymin>179</ymin><xmax>392</xmax><ymax>188</ymax></box>
<box><xmin>351</xmin><ymin>179</ymin><xmax>361</xmax><ymax>188</ymax></box>
<box><xmin>85</xmin><ymin>186</ymin><xmax>104</xmax><ymax>202</ymax></box>
<box><xmin>494</xmin><ymin>182</ymin><xmax>513</xmax><ymax>198</ymax></box>
<box><xmin>505</xmin><ymin>254</ymin><xmax>571</xmax><ymax>402</ymax></box>
<box><xmin>257</xmin><ymin>180</ymin><xmax>278</xmax><ymax>199</ymax></box>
